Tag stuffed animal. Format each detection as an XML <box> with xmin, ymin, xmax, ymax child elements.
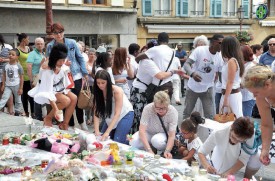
<box><xmin>78</xmin><ymin>131</ymin><xmax>103</xmax><ymax>151</ymax></box>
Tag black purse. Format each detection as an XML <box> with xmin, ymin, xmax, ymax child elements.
<box><xmin>157</xmin><ymin>114</ymin><xmax>180</xmax><ymax>158</ymax></box>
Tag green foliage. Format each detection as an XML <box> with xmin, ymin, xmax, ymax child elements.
<box><xmin>235</xmin><ymin>31</ymin><xmax>253</xmax><ymax>43</ymax></box>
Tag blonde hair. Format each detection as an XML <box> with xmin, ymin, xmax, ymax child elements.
<box><xmin>242</xmin><ymin>65</ymin><xmax>274</xmax><ymax>88</ymax></box>
<box><xmin>153</xmin><ymin>91</ymin><xmax>170</xmax><ymax>106</ymax></box>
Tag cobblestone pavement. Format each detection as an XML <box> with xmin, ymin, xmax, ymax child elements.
<box><xmin>0</xmin><ymin>95</ymin><xmax>275</xmax><ymax>180</ymax></box>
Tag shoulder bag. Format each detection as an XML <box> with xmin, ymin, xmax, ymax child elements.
<box><xmin>157</xmin><ymin>114</ymin><xmax>180</xmax><ymax>158</ymax></box>
<box><xmin>77</xmin><ymin>81</ymin><xmax>93</xmax><ymax>110</ymax></box>
<box><xmin>214</xmin><ymin>106</ymin><xmax>236</xmax><ymax>123</ymax></box>
<box><xmin>138</xmin><ymin>51</ymin><xmax>174</xmax><ymax>103</ymax></box>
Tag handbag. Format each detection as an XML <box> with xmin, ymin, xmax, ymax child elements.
<box><xmin>157</xmin><ymin>114</ymin><xmax>180</xmax><ymax>158</ymax></box>
<box><xmin>66</xmin><ymin>72</ymin><xmax>75</xmax><ymax>89</ymax></box>
<box><xmin>138</xmin><ymin>51</ymin><xmax>174</xmax><ymax>103</ymax></box>
<box><xmin>214</xmin><ymin>106</ymin><xmax>236</xmax><ymax>123</ymax></box>
<box><xmin>77</xmin><ymin>81</ymin><xmax>93</xmax><ymax>110</ymax></box>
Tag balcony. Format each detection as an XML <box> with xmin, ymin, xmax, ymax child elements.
<box><xmin>190</xmin><ymin>11</ymin><xmax>205</xmax><ymax>16</ymax></box>
<box><xmin>154</xmin><ymin>10</ymin><xmax>172</xmax><ymax>16</ymax></box>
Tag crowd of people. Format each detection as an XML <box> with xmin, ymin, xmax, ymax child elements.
<box><xmin>1</xmin><ymin>24</ymin><xmax>275</xmax><ymax>179</ymax></box>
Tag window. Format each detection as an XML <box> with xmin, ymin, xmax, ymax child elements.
<box><xmin>176</xmin><ymin>0</ymin><xmax>188</xmax><ymax>17</ymax></box>
<box><xmin>189</xmin><ymin>0</ymin><xmax>205</xmax><ymax>16</ymax></box>
<box><xmin>242</xmin><ymin>0</ymin><xmax>250</xmax><ymax>18</ymax></box>
<box><xmin>142</xmin><ymin>0</ymin><xmax>171</xmax><ymax>16</ymax></box>
<box><xmin>84</xmin><ymin>0</ymin><xmax>105</xmax><ymax>5</ymax></box>
<box><xmin>224</xmin><ymin>0</ymin><xmax>236</xmax><ymax>17</ymax></box>
<box><xmin>210</xmin><ymin>0</ymin><xmax>222</xmax><ymax>17</ymax></box>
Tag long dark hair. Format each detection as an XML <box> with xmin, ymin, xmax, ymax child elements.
<box><xmin>221</xmin><ymin>36</ymin><xmax>244</xmax><ymax>77</ymax></box>
<box><xmin>93</xmin><ymin>70</ymin><xmax>113</xmax><ymax>119</ymax></box>
<box><xmin>16</xmin><ymin>33</ymin><xmax>28</xmax><ymax>43</ymax></box>
<box><xmin>48</xmin><ymin>43</ymin><xmax>68</xmax><ymax>70</ymax></box>
<box><xmin>0</xmin><ymin>34</ymin><xmax>5</xmax><ymax>47</ymax></box>
<box><xmin>181</xmin><ymin>112</ymin><xmax>204</xmax><ymax>133</ymax></box>
<box><xmin>96</xmin><ymin>52</ymin><xmax>110</xmax><ymax>70</ymax></box>
<box><xmin>112</xmin><ymin>47</ymin><xmax>127</xmax><ymax>75</ymax></box>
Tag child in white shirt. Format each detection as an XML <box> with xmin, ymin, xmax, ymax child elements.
<box><xmin>0</xmin><ymin>49</ymin><xmax>24</xmax><ymax>115</ymax></box>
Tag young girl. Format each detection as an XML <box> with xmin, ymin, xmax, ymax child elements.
<box><xmin>179</xmin><ymin>112</ymin><xmax>205</xmax><ymax>165</ymax></box>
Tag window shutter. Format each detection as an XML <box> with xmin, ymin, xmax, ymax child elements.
<box><xmin>215</xmin><ymin>0</ymin><xmax>222</xmax><ymax>17</ymax></box>
<box><xmin>176</xmin><ymin>0</ymin><xmax>181</xmax><ymax>16</ymax></box>
<box><xmin>182</xmin><ymin>0</ymin><xmax>188</xmax><ymax>16</ymax></box>
<box><xmin>242</xmin><ymin>0</ymin><xmax>249</xmax><ymax>18</ymax></box>
<box><xmin>142</xmin><ymin>0</ymin><xmax>152</xmax><ymax>16</ymax></box>
<box><xmin>210</xmin><ymin>0</ymin><xmax>215</xmax><ymax>17</ymax></box>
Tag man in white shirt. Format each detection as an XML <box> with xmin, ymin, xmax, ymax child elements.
<box><xmin>127</xmin><ymin>43</ymin><xmax>140</xmax><ymax>90</ymax></box>
<box><xmin>183</xmin><ymin>34</ymin><xmax>224</xmax><ymax>119</ymax></box>
<box><xmin>136</xmin><ymin>32</ymin><xmax>174</xmax><ymax>100</ymax></box>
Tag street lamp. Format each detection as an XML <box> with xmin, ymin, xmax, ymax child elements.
<box><xmin>237</xmin><ymin>5</ymin><xmax>245</xmax><ymax>32</ymax></box>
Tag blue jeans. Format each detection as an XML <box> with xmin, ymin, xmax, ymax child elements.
<box><xmin>242</xmin><ymin>99</ymin><xmax>256</xmax><ymax>117</ymax></box>
<box><xmin>215</xmin><ymin>92</ymin><xmax>222</xmax><ymax>114</ymax></box>
<box><xmin>101</xmin><ymin>111</ymin><xmax>134</xmax><ymax>145</ymax></box>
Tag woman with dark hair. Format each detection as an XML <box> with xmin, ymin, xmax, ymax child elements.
<box><xmin>251</xmin><ymin>44</ymin><xmax>263</xmax><ymax>64</ymax></box>
<box><xmin>220</xmin><ymin>36</ymin><xmax>244</xmax><ymax>118</ymax></box>
<box><xmin>0</xmin><ymin>34</ymin><xmax>13</xmax><ymax>114</ymax></box>
<box><xmin>112</xmin><ymin>47</ymin><xmax>134</xmax><ymax>99</ymax></box>
<box><xmin>93</xmin><ymin>52</ymin><xmax>115</xmax><ymax>84</ymax></box>
<box><xmin>241</xmin><ymin>45</ymin><xmax>256</xmax><ymax>117</ymax></box>
<box><xmin>28</xmin><ymin>43</ymin><xmax>77</xmax><ymax>130</ymax></box>
<box><xmin>46</xmin><ymin>22</ymin><xmax>88</xmax><ymax>130</ymax></box>
<box><xmin>17</xmin><ymin>33</ymin><xmax>34</xmax><ymax>117</ymax></box>
<box><xmin>93</xmin><ymin>70</ymin><xmax>134</xmax><ymax>144</ymax></box>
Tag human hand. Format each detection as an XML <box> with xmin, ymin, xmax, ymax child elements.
<box><xmin>84</xmin><ymin>75</ymin><xmax>89</xmax><ymax>81</ymax></box>
<box><xmin>17</xmin><ymin>88</ymin><xmax>23</xmax><ymax>95</ymax></box>
<box><xmin>65</xmin><ymin>60</ymin><xmax>71</xmax><ymax>66</ymax></box>
<box><xmin>191</xmin><ymin>72</ymin><xmax>202</xmax><ymax>82</ymax></box>
<box><xmin>260</xmin><ymin>149</ymin><xmax>271</xmax><ymax>165</ymax></box>
<box><xmin>222</xmin><ymin>98</ymin><xmax>230</xmax><ymax>109</ymax></box>
<box><xmin>0</xmin><ymin>57</ymin><xmax>3</xmax><ymax>62</ymax></box>
<box><xmin>126</xmin><ymin>56</ymin><xmax>131</xmax><ymax>65</ymax></box>
<box><xmin>100</xmin><ymin>132</ymin><xmax>109</xmax><ymax>141</ymax></box>
<box><xmin>206</xmin><ymin>164</ymin><xmax>217</xmax><ymax>174</ymax></box>
<box><xmin>164</xmin><ymin>151</ymin><xmax>172</xmax><ymax>159</ymax></box>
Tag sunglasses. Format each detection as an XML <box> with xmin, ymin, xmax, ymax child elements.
<box><xmin>53</xmin><ymin>30</ymin><xmax>64</xmax><ymax>35</ymax></box>
<box><xmin>268</xmin><ymin>43</ymin><xmax>275</xmax><ymax>46</ymax></box>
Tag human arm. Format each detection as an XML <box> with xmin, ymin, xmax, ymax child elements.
<box><xmin>126</xmin><ymin>56</ymin><xmax>134</xmax><ymax>79</ymax></box>
<box><xmin>18</xmin><ymin>74</ymin><xmax>23</xmax><ymax>95</ymax></box>
<box><xmin>135</xmin><ymin>53</ymin><xmax>149</xmax><ymax>63</ymax></box>
<box><xmin>163</xmin><ymin>130</ymin><xmax>176</xmax><ymax>159</ymax></box>
<box><xmin>0</xmin><ymin>57</ymin><xmax>10</xmax><ymax>63</ymax></box>
<box><xmin>73</xmin><ymin>40</ymin><xmax>88</xmax><ymax>77</ymax></box>
<box><xmin>184</xmin><ymin>58</ymin><xmax>202</xmax><ymax>82</ymax></box>
<box><xmin>49</xmin><ymin>99</ymin><xmax>59</xmax><ymax>119</ymax></box>
<box><xmin>139</xmin><ymin>124</ymin><xmax>155</xmax><ymax>154</ymax></box>
<box><xmin>220</xmin><ymin>160</ymin><xmax>244</xmax><ymax>178</ymax></box>
<box><xmin>27</xmin><ymin>63</ymin><xmax>33</xmax><ymax>82</ymax></box>
<box><xmin>256</xmin><ymin>97</ymin><xmax>273</xmax><ymax>165</ymax></box>
<box><xmin>198</xmin><ymin>153</ymin><xmax>217</xmax><ymax>174</ymax></box>
<box><xmin>93</xmin><ymin>108</ymin><xmax>101</xmax><ymax>136</ymax></box>
<box><xmin>1</xmin><ymin>70</ymin><xmax>6</xmax><ymax>92</ymax></box>
<box><xmin>222</xmin><ymin>58</ymin><xmax>238</xmax><ymax>108</ymax></box>
<box><xmin>100</xmin><ymin>86</ymin><xmax>124</xmax><ymax>141</ymax></box>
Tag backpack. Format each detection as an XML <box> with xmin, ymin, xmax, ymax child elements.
<box><xmin>241</xmin><ymin>121</ymin><xmax>262</xmax><ymax>155</ymax></box>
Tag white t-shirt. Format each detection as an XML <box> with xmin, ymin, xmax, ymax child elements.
<box><xmin>128</xmin><ymin>54</ymin><xmax>138</xmax><ymax>90</ymax></box>
<box><xmin>221</xmin><ymin>58</ymin><xmax>241</xmax><ymax>89</ymax></box>
<box><xmin>96</xmin><ymin>67</ymin><xmax>115</xmax><ymax>84</ymax></box>
<box><xmin>4</xmin><ymin>63</ymin><xmax>23</xmax><ymax>86</ymax></box>
<box><xmin>184</xmin><ymin>136</ymin><xmax>203</xmax><ymax>162</ymax></box>
<box><xmin>271</xmin><ymin>60</ymin><xmax>275</xmax><ymax>73</ymax></box>
<box><xmin>132</xmin><ymin>59</ymin><xmax>161</xmax><ymax>90</ymax></box>
<box><xmin>187</xmin><ymin>46</ymin><xmax>223</xmax><ymax>93</ymax></box>
<box><xmin>171</xmin><ymin>57</ymin><xmax>181</xmax><ymax>80</ymax></box>
<box><xmin>145</xmin><ymin>45</ymin><xmax>174</xmax><ymax>86</ymax></box>
<box><xmin>82</xmin><ymin>52</ymin><xmax>89</xmax><ymax>63</ymax></box>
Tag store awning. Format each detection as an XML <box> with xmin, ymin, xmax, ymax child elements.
<box><xmin>259</xmin><ymin>21</ymin><xmax>275</xmax><ymax>26</ymax></box>
<box><xmin>145</xmin><ymin>24</ymin><xmax>251</xmax><ymax>34</ymax></box>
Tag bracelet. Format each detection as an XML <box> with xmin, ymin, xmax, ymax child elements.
<box><xmin>170</xmin><ymin>70</ymin><xmax>174</xmax><ymax>76</ymax></box>
<box><xmin>164</xmin><ymin>149</ymin><xmax>171</xmax><ymax>153</ymax></box>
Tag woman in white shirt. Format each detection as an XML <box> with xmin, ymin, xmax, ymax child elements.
<box><xmin>94</xmin><ymin>52</ymin><xmax>115</xmax><ymax>84</ymax></box>
<box><xmin>240</xmin><ymin>45</ymin><xmax>256</xmax><ymax>117</ymax></box>
<box><xmin>93</xmin><ymin>70</ymin><xmax>134</xmax><ymax>144</ymax></box>
<box><xmin>220</xmin><ymin>36</ymin><xmax>244</xmax><ymax>118</ymax></box>
<box><xmin>112</xmin><ymin>47</ymin><xmax>134</xmax><ymax>99</ymax></box>
<box><xmin>28</xmin><ymin>43</ymin><xmax>77</xmax><ymax>130</ymax></box>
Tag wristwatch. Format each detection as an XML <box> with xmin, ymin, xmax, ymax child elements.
<box><xmin>170</xmin><ymin>70</ymin><xmax>174</xmax><ymax>76</ymax></box>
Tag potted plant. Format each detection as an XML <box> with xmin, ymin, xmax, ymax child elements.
<box><xmin>235</xmin><ymin>31</ymin><xmax>254</xmax><ymax>45</ymax></box>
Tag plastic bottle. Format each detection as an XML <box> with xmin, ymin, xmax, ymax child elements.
<box><xmin>191</xmin><ymin>161</ymin><xmax>199</xmax><ymax>177</ymax></box>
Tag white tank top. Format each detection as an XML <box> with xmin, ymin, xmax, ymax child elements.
<box><xmin>221</xmin><ymin>58</ymin><xmax>241</xmax><ymax>89</ymax></box>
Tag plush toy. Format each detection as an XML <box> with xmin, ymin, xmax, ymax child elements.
<box><xmin>78</xmin><ymin>131</ymin><xmax>103</xmax><ymax>151</ymax></box>
<box><xmin>43</xmin><ymin>156</ymin><xmax>68</xmax><ymax>174</ymax></box>
<box><xmin>31</xmin><ymin>137</ymin><xmax>80</xmax><ymax>155</ymax></box>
